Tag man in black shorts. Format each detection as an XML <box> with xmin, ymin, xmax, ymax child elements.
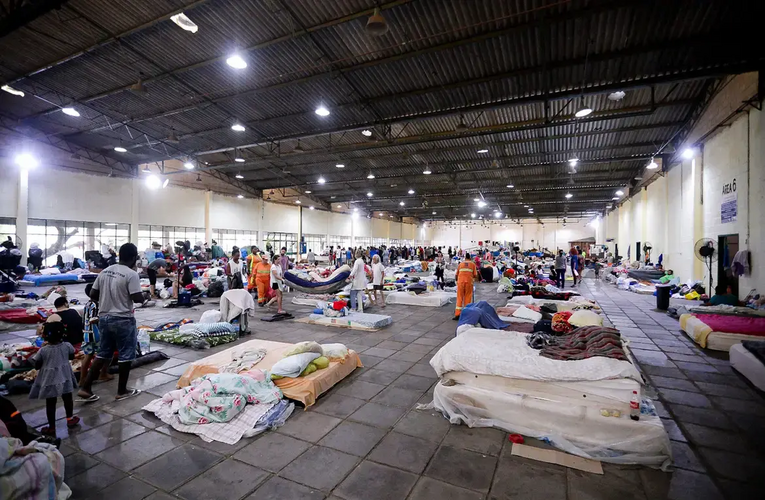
<box><xmin>147</xmin><ymin>257</ymin><xmax>169</xmax><ymax>298</ymax></box>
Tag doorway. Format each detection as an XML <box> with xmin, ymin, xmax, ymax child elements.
<box><xmin>717</xmin><ymin>234</ymin><xmax>739</xmax><ymax>297</ymax></box>
<box><xmin>635</xmin><ymin>242</ymin><xmax>641</xmax><ymax>263</ymax></box>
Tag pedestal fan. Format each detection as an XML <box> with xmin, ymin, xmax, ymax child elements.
<box><xmin>694</xmin><ymin>238</ymin><xmax>718</xmax><ymax>296</ymax></box>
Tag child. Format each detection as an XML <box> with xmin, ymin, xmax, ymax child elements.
<box><xmin>29</xmin><ymin>322</ymin><xmax>80</xmax><ymax>436</ymax></box>
<box><xmin>371</xmin><ymin>254</ymin><xmax>385</xmax><ymax>308</ymax></box>
<box><xmin>80</xmin><ymin>284</ymin><xmax>113</xmax><ymax>385</ymax></box>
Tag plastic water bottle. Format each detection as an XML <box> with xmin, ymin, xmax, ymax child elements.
<box><xmin>630</xmin><ymin>390</ymin><xmax>640</xmax><ymax>421</ymax></box>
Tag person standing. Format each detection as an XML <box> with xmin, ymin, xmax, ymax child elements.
<box><xmin>253</xmin><ymin>253</ymin><xmax>273</xmax><ymax>306</ymax></box>
<box><xmin>434</xmin><ymin>252</ymin><xmax>446</xmax><ymax>289</ymax></box>
<box><xmin>346</xmin><ymin>247</ymin><xmax>353</xmax><ymax>264</ymax></box>
<box><xmin>246</xmin><ymin>247</ymin><xmax>262</xmax><ymax>292</ymax></box>
<box><xmin>270</xmin><ymin>254</ymin><xmax>286</xmax><ymax>314</ymax></box>
<box><xmin>336</xmin><ymin>247</ymin><xmax>343</xmax><ymax>266</ymax></box>
<box><xmin>371</xmin><ymin>254</ymin><xmax>385</xmax><ymax>308</ymax></box>
<box><xmin>569</xmin><ymin>246</ymin><xmax>580</xmax><ymax>286</ymax></box>
<box><xmin>454</xmin><ymin>252</ymin><xmax>478</xmax><ymax>320</ymax></box>
<box><xmin>307</xmin><ymin>248</ymin><xmax>316</xmax><ymax>265</ymax></box>
<box><xmin>348</xmin><ymin>250</ymin><xmax>367</xmax><ymax>312</ymax></box>
<box><xmin>226</xmin><ymin>249</ymin><xmax>244</xmax><ymax>289</ymax></box>
<box><xmin>147</xmin><ymin>257</ymin><xmax>169</xmax><ymax>298</ymax></box>
<box><xmin>555</xmin><ymin>250</ymin><xmax>566</xmax><ymax>289</ymax></box>
<box><xmin>78</xmin><ymin>243</ymin><xmax>145</xmax><ymax>402</ymax></box>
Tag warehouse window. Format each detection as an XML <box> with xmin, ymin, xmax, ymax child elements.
<box><xmin>28</xmin><ymin>219</ymin><xmax>130</xmax><ymax>265</ymax></box>
<box><xmin>263</xmin><ymin>232</ymin><xmax>297</xmax><ymax>256</ymax></box>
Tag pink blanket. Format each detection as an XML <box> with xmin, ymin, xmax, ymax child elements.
<box><xmin>694</xmin><ymin>314</ymin><xmax>765</xmax><ymax>336</ymax></box>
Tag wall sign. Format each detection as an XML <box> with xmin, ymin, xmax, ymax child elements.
<box><xmin>721</xmin><ymin>178</ymin><xmax>737</xmax><ymax>223</ymax></box>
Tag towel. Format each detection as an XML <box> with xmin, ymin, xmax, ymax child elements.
<box><xmin>732</xmin><ymin>250</ymin><xmax>750</xmax><ymax>277</ymax></box>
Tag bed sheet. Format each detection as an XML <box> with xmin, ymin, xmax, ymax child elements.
<box><xmin>729</xmin><ymin>343</ymin><xmax>765</xmax><ymax>391</ymax></box>
<box><xmin>430</xmin><ymin>328</ymin><xmax>642</xmax><ymax>384</ymax></box>
<box><xmin>21</xmin><ymin>273</ymin><xmax>81</xmax><ymax>286</ymax></box>
<box><xmin>385</xmin><ymin>291</ymin><xmax>455</xmax><ymax>307</ymax></box>
<box><xmin>680</xmin><ymin>313</ymin><xmax>765</xmax><ymax>351</ymax></box>
<box><xmin>306</xmin><ymin>312</ymin><xmax>392</xmax><ymax>330</ymax></box>
<box><xmin>177</xmin><ymin>339</ymin><xmax>362</xmax><ymax>407</ymax></box>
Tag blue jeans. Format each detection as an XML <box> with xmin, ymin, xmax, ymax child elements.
<box><xmin>350</xmin><ymin>290</ymin><xmax>361</xmax><ymax>311</ymax></box>
<box><xmin>96</xmin><ymin>315</ymin><xmax>138</xmax><ymax>362</ymax></box>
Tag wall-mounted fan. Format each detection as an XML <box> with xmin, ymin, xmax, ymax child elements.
<box><xmin>694</xmin><ymin>238</ymin><xmax>718</xmax><ymax>296</ymax></box>
<box><xmin>642</xmin><ymin>242</ymin><xmax>653</xmax><ymax>263</ymax></box>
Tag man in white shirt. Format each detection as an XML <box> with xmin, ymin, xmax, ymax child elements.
<box><xmin>270</xmin><ymin>254</ymin><xmax>286</xmax><ymax>314</ymax></box>
<box><xmin>348</xmin><ymin>250</ymin><xmax>367</xmax><ymax>312</ymax></box>
<box><xmin>307</xmin><ymin>249</ymin><xmax>316</xmax><ymax>265</ymax></box>
<box><xmin>371</xmin><ymin>254</ymin><xmax>385</xmax><ymax>308</ymax></box>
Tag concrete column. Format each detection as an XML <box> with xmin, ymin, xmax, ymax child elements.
<box><xmin>16</xmin><ymin>168</ymin><xmax>29</xmax><ymax>265</ymax></box>
<box><xmin>297</xmin><ymin>205</ymin><xmax>303</xmax><ymax>260</ymax></box>
<box><xmin>130</xmin><ymin>178</ymin><xmax>140</xmax><ymax>244</ymax></box>
<box><xmin>204</xmin><ymin>191</ymin><xmax>212</xmax><ymax>245</ymax></box>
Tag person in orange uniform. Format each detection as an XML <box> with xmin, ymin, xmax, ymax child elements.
<box><xmin>454</xmin><ymin>253</ymin><xmax>478</xmax><ymax>320</ymax></box>
<box><xmin>246</xmin><ymin>246</ymin><xmax>261</xmax><ymax>291</ymax></box>
<box><xmin>253</xmin><ymin>253</ymin><xmax>273</xmax><ymax>306</ymax></box>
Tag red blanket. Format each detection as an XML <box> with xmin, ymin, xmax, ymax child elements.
<box><xmin>0</xmin><ymin>308</ymin><xmax>46</xmax><ymax>324</ymax></box>
<box><xmin>694</xmin><ymin>314</ymin><xmax>765</xmax><ymax>336</ymax></box>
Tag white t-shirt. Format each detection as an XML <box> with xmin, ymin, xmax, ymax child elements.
<box><xmin>270</xmin><ymin>264</ymin><xmax>282</xmax><ymax>287</ymax></box>
<box><xmin>372</xmin><ymin>262</ymin><xmax>384</xmax><ymax>285</ymax></box>
<box><xmin>228</xmin><ymin>259</ymin><xmax>242</xmax><ymax>275</ymax></box>
<box><xmin>92</xmin><ymin>264</ymin><xmax>141</xmax><ymax>317</ymax></box>
<box><xmin>350</xmin><ymin>258</ymin><xmax>367</xmax><ymax>290</ymax></box>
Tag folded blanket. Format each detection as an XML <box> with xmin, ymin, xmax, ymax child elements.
<box><xmin>539</xmin><ymin>326</ymin><xmax>628</xmax><ymax>362</ymax></box>
<box><xmin>0</xmin><ymin>437</ymin><xmax>67</xmax><ymax>500</ymax></box>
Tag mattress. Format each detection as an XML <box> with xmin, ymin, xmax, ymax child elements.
<box><xmin>385</xmin><ymin>291</ymin><xmax>455</xmax><ymax>307</ymax></box>
<box><xmin>20</xmin><ymin>273</ymin><xmax>81</xmax><ymax>286</ymax></box>
<box><xmin>432</xmin><ymin>378</ymin><xmax>671</xmax><ymax>467</ymax></box>
<box><xmin>305</xmin><ymin>312</ymin><xmax>392</xmax><ymax>330</ymax></box>
<box><xmin>627</xmin><ymin>270</ymin><xmax>665</xmax><ymax>281</ymax></box>
<box><xmin>431</xmin><ymin>328</ymin><xmax>643</xmax><ymax>384</ymax></box>
<box><xmin>506</xmin><ymin>296</ymin><xmax>598</xmax><ymax>311</ymax></box>
<box><xmin>680</xmin><ymin>313</ymin><xmax>765</xmax><ymax>351</ymax></box>
<box><xmin>177</xmin><ymin>339</ymin><xmax>362</xmax><ymax>407</ymax></box>
<box><xmin>729</xmin><ymin>343</ymin><xmax>765</xmax><ymax>391</ymax></box>
<box><xmin>284</xmin><ymin>265</ymin><xmax>351</xmax><ymax>294</ymax></box>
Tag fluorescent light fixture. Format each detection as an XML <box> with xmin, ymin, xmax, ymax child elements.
<box><xmin>145</xmin><ymin>174</ymin><xmax>161</xmax><ymax>190</ymax></box>
<box><xmin>612</xmin><ymin>196</ymin><xmax>619</xmax><ymax>200</ymax></box>
<box><xmin>367</xmin><ymin>172</ymin><xmax>375</xmax><ymax>179</ymax></box>
<box><xmin>682</xmin><ymin>148</ymin><xmax>695</xmax><ymax>159</ymax></box>
<box><xmin>615</xmin><ymin>190</ymin><xmax>624</xmax><ymax>196</ymax></box>
<box><xmin>305</xmin><ymin>190</ymin><xmax>311</xmax><ymax>194</ymax></box>
<box><xmin>237</xmin><ymin>194</ymin><xmax>244</xmax><ymax>199</ymax></box>
<box><xmin>477</xmin><ymin>149</ymin><xmax>489</xmax><ymax>154</ymax></box>
<box><xmin>432</xmin><ymin>211</ymin><xmax>436</xmax><ymax>215</ymax></box>
<box><xmin>295</xmin><ymin>200</ymin><xmax>301</xmax><ymax>204</ymax></box>
<box><xmin>226</xmin><ymin>54</ymin><xmax>247</xmax><ymax>69</ymax></box>
<box><xmin>523</xmin><ymin>204</ymin><xmax>529</xmax><ymax>208</ymax></box>
<box><xmin>506</xmin><ymin>184</ymin><xmax>514</xmax><ymax>188</ymax></box>
<box><xmin>422</xmin><ymin>168</ymin><xmax>432</xmax><ymax>175</ymax></box>
<box><xmin>61</xmin><ymin>107</ymin><xmax>80</xmax><ymax>117</ymax></box>
<box><xmin>141</xmin><ymin>166</ymin><xmax>151</xmax><ymax>173</ymax></box>
<box><xmin>231</xmin><ymin>123</ymin><xmax>245</xmax><ymax>132</ymax></box>
<box><xmin>568</xmin><ymin>157</ymin><xmax>578</xmax><ymax>167</ymax></box>
<box><xmin>608</xmin><ymin>91</ymin><xmax>625</xmax><ymax>101</ymax></box>
<box><xmin>647</xmin><ymin>159</ymin><xmax>658</xmax><ymax>170</ymax></box>
<box><xmin>15</xmin><ymin>153</ymin><xmax>38</xmax><ymax>169</ymax></box>
<box><xmin>235</xmin><ymin>157</ymin><xmax>245</xmax><ymax>163</ymax></box>
<box><xmin>361</xmin><ymin>129</ymin><xmax>372</xmax><ymax>137</ymax></box>
<box><xmin>235</xmin><ymin>173</ymin><xmax>244</xmax><ymax>179</ymax></box>
<box><xmin>494</xmin><ymin>212</ymin><xmax>502</xmax><ymax>218</ymax></box>
<box><xmin>318</xmin><ymin>177</ymin><xmax>326</xmax><ymax>184</ymax></box>
<box><xmin>183</xmin><ymin>161</ymin><xmax>194</xmax><ymax>169</ymax></box>
<box><xmin>399</xmin><ymin>201</ymin><xmax>405</xmax><ymax>206</ymax></box>
<box><xmin>114</xmin><ymin>146</ymin><xmax>127</xmax><ymax>153</ymax></box>
<box><xmin>477</xmin><ymin>200</ymin><xmax>487</xmax><ymax>208</ymax></box>
<box><xmin>565</xmin><ymin>193</ymin><xmax>573</xmax><ymax>199</ymax></box>
<box><xmin>473</xmin><ymin>198</ymin><xmax>479</xmax><ymax>202</ymax></box>
<box><xmin>407</xmin><ymin>189</ymin><xmax>414</xmax><ymax>194</ymax></box>
<box><xmin>171</xmin><ymin>12</ymin><xmax>198</xmax><ymax>33</ymax></box>
<box><xmin>379</xmin><ymin>213</ymin><xmax>384</xmax><ymax>216</ymax></box>
<box><xmin>471</xmin><ymin>213</ymin><xmax>476</xmax><ymax>218</ymax></box>
<box><xmin>367</xmin><ymin>192</ymin><xmax>373</xmax><ymax>197</ymax></box>
<box><xmin>309</xmin><ymin>206</ymin><xmax>315</xmax><ymax>210</ymax></box>
<box><xmin>1</xmin><ymin>85</ymin><xmax>24</xmax><ymax>97</ymax></box>
<box><xmin>575</xmin><ymin>107</ymin><xmax>593</xmax><ymax>118</ymax></box>
<box><xmin>315</xmin><ymin>104</ymin><xmax>330</xmax><ymax>117</ymax></box>
<box><xmin>337</xmin><ymin>204</ymin><xmax>342</xmax><ymax>208</ymax></box>
<box><xmin>353</xmin><ymin>207</ymin><xmax>359</xmax><ymax>212</ymax></box>
<box><xmin>335</xmin><ymin>163</ymin><xmax>345</xmax><ymax>168</ymax></box>
<box><xmin>162</xmin><ymin>178</ymin><xmax>169</xmax><ymax>188</ymax></box>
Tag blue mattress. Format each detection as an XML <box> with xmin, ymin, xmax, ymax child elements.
<box><xmin>284</xmin><ymin>270</ymin><xmax>350</xmax><ymax>294</ymax></box>
<box><xmin>24</xmin><ymin>273</ymin><xmax>81</xmax><ymax>286</ymax></box>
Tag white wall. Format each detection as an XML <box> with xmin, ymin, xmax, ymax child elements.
<box><xmin>0</xmin><ymin>161</ymin><xmax>19</xmax><ymax>218</ymax></box>
<box><xmin>429</xmin><ymin>220</ymin><xmax>595</xmax><ymax>250</ymax></box>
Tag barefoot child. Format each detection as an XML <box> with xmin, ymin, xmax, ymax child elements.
<box><xmin>30</xmin><ymin>322</ymin><xmax>80</xmax><ymax>436</ymax></box>
<box><xmin>80</xmin><ymin>284</ymin><xmax>113</xmax><ymax>385</ymax></box>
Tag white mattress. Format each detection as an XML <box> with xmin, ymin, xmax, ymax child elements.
<box><xmin>307</xmin><ymin>312</ymin><xmax>392</xmax><ymax>330</ymax></box>
<box><xmin>385</xmin><ymin>291</ymin><xmax>455</xmax><ymax>307</ymax></box>
<box><xmin>506</xmin><ymin>296</ymin><xmax>598</xmax><ymax>311</ymax></box>
<box><xmin>431</xmin><ymin>379</ymin><xmax>671</xmax><ymax>467</ymax></box>
<box><xmin>681</xmin><ymin>314</ymin><xmax>762</xmax><ymax>351</ymax></box>
<box><xmin>430</xmin><ymin>328</ymin><xmax>643</xmax><ymax>384</ymax></box>
<box><xmin>729</xmin><ymin>343</ymin><xmax>765</xmax><ymax>391</ymax></box>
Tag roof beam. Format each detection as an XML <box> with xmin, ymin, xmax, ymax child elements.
<box><xmin>0</xmin><ymin>0</ymin><xmax>68</xmax><ymax>39</ymax></box>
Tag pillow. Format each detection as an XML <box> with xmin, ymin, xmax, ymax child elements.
<box><xmin>282</xmin><ymin>341</ymin><xmax>323</xmax><ymax>358</ymax></box>
<box><xmin>270</xmin><ymin>352</ymin><xmax>321</xmax><ymax>378</ymax></box>
<box><xmin>568</xmin><ymin>309</ymin><xmax>602</xmax><ymax>327</ymax></box>
<box><xmin>321</xmin><ymin>343</ymin><xmax>349</xmax><ymax>360</ymax></box>
<box><xmin>512</xmin><ymin>305</ymin><xmax>543</xmax><ymax>322</ymax></box>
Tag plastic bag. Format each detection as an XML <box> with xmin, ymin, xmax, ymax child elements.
<box><xmin>282</xmin><ymin>341</ymin><xmax>323</xmax><ymax>358</ymax></box>
<box><xmin>200</xmin><ymin>310</ymin><xmax>222</xmax><ymax>324</ymax></box>
<box><xmin>321</xmin><ymin>343</ymin><xmax>349</xmax><ymax>360</ymax></box>
<box><xmin>137</xmin><ymin>328</ymin><xmax>151</xmax><ymax>355</ymax></box>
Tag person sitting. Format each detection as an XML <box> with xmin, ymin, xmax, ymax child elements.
<box><xmin>704</xmin><ymin>284</ymin><xmax>740</xmax><ymax>306</ymax></box>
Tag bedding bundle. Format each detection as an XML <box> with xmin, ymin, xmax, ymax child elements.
<box><xmin>536</xmin><ymin>326</ymin><xmax>628</xmax><ymax>362</ymax></box>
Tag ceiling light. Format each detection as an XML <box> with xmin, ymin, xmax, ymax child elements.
<box><xmin>295</xmin><ymin>200</ymin><xmax>301</xmax><ymax>204</ymax></box>
<box><xmin>477</xmin><ymin>200</ymin><xmax>487</xmax><ymax>208</ymax></box>
<box><xmin>1</xmin><ymin>84</ymin><xmax>24</xmax><ymax>97</ymax></box>
<box><xmin>336</xmin><ymin>163</ymin><xmax>345</xmax><ymax>168</ymax></box>
<box><xmin>361</xmin><ymin>130</ymin><xmax>372</xmax><ymax>137</ymax></box>
<box><xmin>422</xmin><ymin>168</ymin><xmax>431</xmax><ymax>175</ymax></box>
<box><xmin>367</xmin><ymin>172</ymin><xmax>375</xmax><ymax>179</ymax></box>
<box><xmin>318</xmin><ymin>177</ymin><xmax>326</xmax><ymax>184</ymax></box>
<box><xmin>432</xmin><ymin>211</ymin><xmax>436</xmax><ymax>215</ymax></box>
<box><xmin>235</xmin><ymin>173</ymin><xmax>244</xmax><ymax>179</ymax></box>
<box><xmin>494</xmin><ymin>212</ymin><xmax>502</xmax><ymax>218</ymax></box>
<box><xmin>337</xmin><ymin>204</ymin><xmax>342</xmax><ymax>208</ymax></box>
<box><xmin>647</xmin><ymin>159</ymin><xmax>658</xmax><ymax>170</ymax></box>
<box><xmin>15</xmin><ymin>153</ymin><xmax>38</xmax><ymax>169</ymax></box>
<box><xmin>615</xmin><ymin>190</ymin><xmax>624</xmax><ymax>196</ymax></box>
<box><xmin>166</xmin><ymin>129</ymin><xmax>180</xmax><ymax>143</ymax></box>
<box><xmin>226</xmin><ymin>54</ymin><xmax>247</xmax><ymax>69</ymax></box>
<box><xmin>612</xmin><ymin>196</ymin><xmax>619</xmax><ymax>200</ymax></box>
<box><xmin>141</xmin><ymin>165</ymin><xmax>151</xmax><ymax>173</ymax></box>
<box><xmin>408</xmin><ymin>189</ymin><xmax>414</xmax><ymax>194</ymax></box>
<box><xmin>315</xmin><ymin>104</ymin><xmax>330</xmax><ymax>117</ymax></box>
<box><xmin>183</xmin><ymin>161</ymin><xmax>194</xmax><ymax>169</ymax></box>
<box><xmin>455</xmin><ymin>115</ymin><xmax>468</xmax><ymax>131</ymax></box>
<box><xmin>471</xmin><ymin>213</ymin><xmax>476</xmax><ymax>218</ymax></box>
<box><xmin>399</xmin><ymin>201</ymin><xmax>405</xmax><ymax>206</ymax></box>
<box><xmin>477</xmin><ymin>149</ymin><xmax>489</xmax><ymax>154</ymax></box>
<box><xmin>130</xmin><ymin>78</ymin><xmax>147</xmax><ymax>95</ymax></box>
<box><xmin>473</xmin><ymin>198</ymin><xmax>479</xmax><ymax>202</ymax></box>
<box><xmin>235</xmin><ymin>157</ymin><xmax>245</xmax><ymax>163</ymax></box>
<box><xmin>565</xmin><ymin>193</ymin><xmax>573</xmax><ymax>199</ymax></box>
<box><xmin>162</xmin><ymin>178</ymin><xmax>169</xmax><ymax>189</ymax></box>
<box><xmin>309</xmin><ymin>206</ymin><xmax>315</xmax><ymax>210</ymax></box>
<box><xmin>231</xmin><ymin>123</ymin><xmax>245</xmax><ymax>132</ymax></box>
<box><xmin>608</xmin><ymin>91</ymin><xmax>626</xmax><ymax>101</ymax></box>
<box><xmin>366</xmin><ymin>7</ymin><xmax>389</xmax><ymax>35</ymax></box>
<box><xmin>353</xmin><ymin>207</ymin><xmax>359</xmax><ymax>212</ymax></box>
<box><xmin>237</xmin><ymin>194</ymin><xmax>244</xmax><ymax>199</ymax></box>
<box><xmin>305</xmin><ymin>190</ymin><xmax>311</xmax><ymax>194</ymax></box>
<box><xmin>367</xmin><ymin>192</ymin><xmax>373</xmax><ymax>197</ymax></box>
<box><xmin>575</xmin><ymin>107</ymin><xmax>593</xmax><ymax>118</ymax></box>
<box><xmin>682</xmin><ymin>148</ymin><xmax>695</xmax><ymax>159</ymax></box>
<box><xmin>506</xmin><ymin>184</ymin><xmax>514</xmax><ymax>188</ymax></box>
<box><xmin>145</xmin><ymin>174</ymin><xmax>161</xmax><ymax>190</ymax></box>
<box><xmin>114</xmin><ymin>145</ymin><xmax>127</xmax><ymax>153</ymax></box>
<box><xmin>523</xmin><ymin>205</ymin><xmax>529</xmax><ymax>208</ymax></box>
<box><xmin>293</xmin><ymin>141</ymin><xmax>306</xmax><ymax>153</ymax></box>
<box><xmin>61</xmin><ymin>107</ymin><xmax>80</xmax><ymax>117</ymax></box>
<box><xmin>170</xmin><ymin>12</ymin><xmax>198</xmax><ymax>33</ymax></box>
<box><xmin>379</xmin><ymin>213</ymin><xmax>384</xmax><ymax>216</ymax></box>
<box><xmin>568</xmin><ymin>157</ymin><xmax>578</xmax><ymax>167</ymax></box>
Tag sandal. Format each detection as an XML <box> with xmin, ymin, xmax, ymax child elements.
<box><xmin>66</xmin><ymin>416</ymin><xmax>80</xmax><ymax>428</ymax></box>
<box><xmin>40</xmin><ymin>426</ymin><xmax>56</xmax><ymax>437</ymax></box>
<box><xmin>115</xmin><ymin>389</ymin><xmax>141</xmax><ymax>401</ymax></box>
<box><xmin>75</xmin><ymin>394</ymin><xmax>100</xmax><ymax>403</ymax></box>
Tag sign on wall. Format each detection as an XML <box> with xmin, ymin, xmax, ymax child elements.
<box><xmin>721</xmin><ymin>178</ymin><xmax>737</xmax><ymax>224</ymax></box>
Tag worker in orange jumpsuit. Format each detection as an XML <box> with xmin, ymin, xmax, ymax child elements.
<box><xmin>253</xmin><ymin>253</ymin><xmax>273</xmax><ymax>306</ymax></box>
<box><xmin>454</xmin><ymin>252</ymin><xmax>478</xmax><ymax>320</ymax></box>
<box><xmin>246</xmin><ymin>246</ymin><xmax>262</xmax><ymax>291</ymax></box>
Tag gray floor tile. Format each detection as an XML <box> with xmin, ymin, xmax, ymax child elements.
<box><xmin>149</xmin><ymin>356</ymin><xmax>187</xmax><ymax>371</ymax></box>
<box><xmin>280</xmin><ymin>446</ymin><xmax>359</xmax><ymax>491</ymax></box>
<box><xmin>371</xmin><ymin>386</ymin><xmax>425</xmax><ymax>408</ymax></box>
<box><xmin>100</xmin><ymin>391</ymin><xmax>161</xmax><ymax>417</ymax></box>
<box><xmin>441</xmin><ymin>424</ymin><xmax>505</xmax><ymax>456</ymax></box>
<box><xmin>246</xmin><ymin>476</ymin><xmax>325</xmax><ymax>500</ymax></box>
<box><xmin>313</xmin><ymin>393</ymin><xmax>366</xmax><ymax>418</ymax></box>
<box><xmin>354</xmin><ymin>368</ymin><xmax>400</xmax><ymax>386</ymax></box>
<box><xmin>335</xmin><ymin>380</ymin><xmax>386</xmax><ymax>400</ymax></box>
<box><xmin>357</xmin><ymin>354</ymin><xmax>384</xmax><ymax>368</ymax></box>
<box><xmin>661</xmin><ymin>418</ymin><xmax>687</xmax><ymax>442</ymax></box>
<box><xmin>67</xmin><ymin>463</ymin><xmax>127</xmax><ymax>499</ymax></box>
<box><xmin>709</xmin><ymin>395</ymin><xmax>765</xmax><ymax>416</ymax></box>
<box><xmin>696</xmin><ymin>446</ymin><xmax>765</xmax><ymax>481</ymax></box>
<box><xmin>160</xmin><ymin>362</ymin><xmax>191</xmax><ymax>377</ymax></box>
<box><xmin>374</xmin><ymin>358</ymin><xmax>416</xmax><ymax>373</ymax></box>
<box><xmin>669</xmin><ymin>404</ymin><xmax>736</xmax><ymax>430</ymax></box>
<box><xmin>97</xmin><ymin>476</ymin><xmax>158</xmax><ymax>500</ymax></box>
<box><xmin>335</xmin><ymin>460</ymin><xmax>418</xmax><ymax>500</ymax></box>
<box><xmin>389</xmin><ymin>350</ymin><xmax>426</xmax><ymax>362</ymax></box>
<box><xmin>393</xmin><ymin>410</ymin><xmax>450</xmax><ymax>442</ymax></box>
<box><xmin>405</xmin><ymin>363</ymin><xmax>438</xmax><ymax>379</ymax></box>
<box><xmin>319</xmin><ymin>420</ymin><xmax>386</xmax><ymax>456</ymax></box>
<box><xmin>390</xmin><ymin>373</ymin><xmax>434</xmax><ymax>391</ymax></box>
<box><xmin>69</xmin><ymin>418</ymin><xmax>148</xmax><ymax>455</ymax></box>
<box><xmin>682</xmin><ymin>423</ymin><xmax>755</xmax><ymax>455</ymax></box>
<box><xmin>425</xmin><ymin>445</ymin><xmax>497</xmax><ymax>492</ymax></box>
<box><xmin>694</xmin><ymin>381</ymin><xmax>753</xmax><ymax>399</ymax></box>
<box><xmin>174</xmin><ymin>458</ymin><xmax>269</xmax><ymax>500</ymax></box>
<box><xmin>409</xmin><ymin>477</ymin><xmax>483</xmax><ymax>500</ymax></box>
<box><xmin>234</xmin><ymin>432</ymin><xmax>311</xmax><ymax>472</ymax></box>
<box><xmin>667</xmin><ymin>469</ymin><xmax>724</xmax><ymax>500</ymax></box>
<box><xmin>64</xmin><ymin>452</ymin><xmax>99</xmax><ymax>478</ymax></box>
<box><xmin>368</xmin><ymin>431</ymin><xmax>438</xmax><ymax>473</ymax></box>
<box><xmin>491</xmin><ymin>458</ymin><xmax>566</xmax><ymax>500</ymax></box>
<box><xmin>658</xmin><ymin>388</ymin><xmax>712</xmax><ymax>408</ymax></box>
<box><xmin>134</xmin><ymin>444</ymin><xmax>223</xmax><ymax>490</ymax></box>
<box><xmin>125</xmin><ymin>410</ymin><xmax>163</xmax><ymax>429</ymax></box>
<box><xmin>278</xmin><ymin>410</ymin><xmax>342</xmax><ymax>442</ymax></box>
<box><xmin>348</xmin><ymin>402</ymin><xmax>407</xmax><ymax>428</ymax></box>
<box><xmin>95</xmin><ymin>430</ymin><xmax>184</xmax><ymax>471</ymax></box>
<box><xmin>568</xmin><ymin>468</ymin><xmax>647</xmax><ymax>500</ymax></box>
<box><xmin>670</xmin><ymin>441</ymin><xmax>705</xmax><ymax>473</ymax></box>
<box><xmin>361</xmin><ymin>347</ymin><xmax>397</xmax><ymax>358</ymax></box>
<box><xmin>649</xmin><ymin>375</ymin><xmax>698</xmax><ymax>392</ymax></box>
<box><xmin>377</xmin><ymin>340</ymin><xmax>409</xmax><ymax>350</ymax></box>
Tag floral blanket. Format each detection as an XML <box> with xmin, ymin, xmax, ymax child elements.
<box><xmin>0</xmin><ymin>435</ymin><xmax>69</xmax><ymax>500</ymax></box>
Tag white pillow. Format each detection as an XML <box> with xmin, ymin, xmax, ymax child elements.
<box><xmin>569</xmin><ymin>310</ymin><xmax>603</xmax><ymax>327</ymax></box>
<box><xmin>512</xmin><ymin>306</ymin><xmax>542</xmax><ymax>322</ymax></box>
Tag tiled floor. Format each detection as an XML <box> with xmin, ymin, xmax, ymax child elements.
<box><xmin>2</xmin><ymin>278</ymin><xmax>763</xmax><ymax>499</ymax></box>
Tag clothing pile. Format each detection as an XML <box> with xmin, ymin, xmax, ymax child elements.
<box><xmin>551</xmin><ymin>311</ymin><xmax>574</xmax><ymax>333</ymax></box>
<box><xmin>145</xmin><ymin>320</ymin><xmax>239</xmax><ymax>349</ymax></box>
<box><xmin>534</xmin><ymin>326</ymin><xmax>628</xmax><ymax>362</ymax></box>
